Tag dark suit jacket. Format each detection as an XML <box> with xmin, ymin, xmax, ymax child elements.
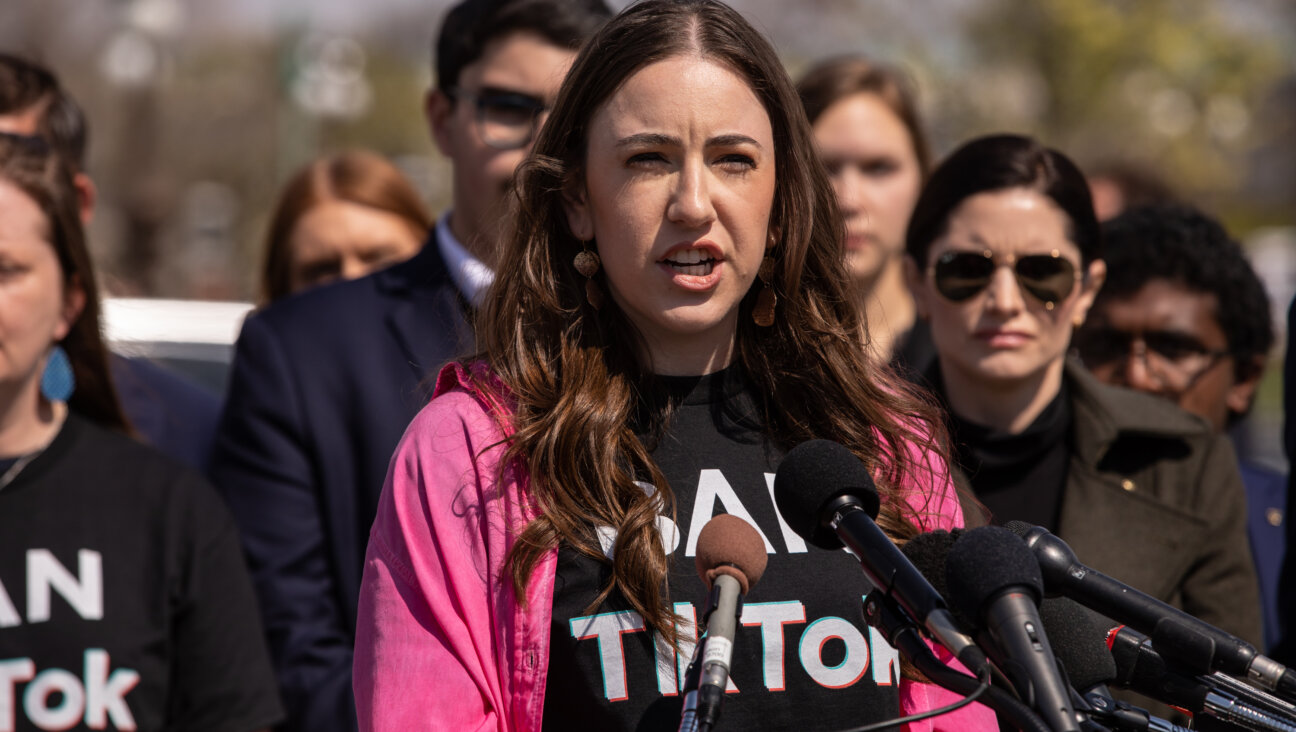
<box><xmin>1239</xmin><ymin>459</ymin><xmax>1287</xmax><ymax>651</ymax></box>
<box><xmin>1275</xmin><ymin>295</ymin><xmax>1296</xmax><ymax>665</ymax></box>
<box><xmin>211</xmin><ymin>239</ymin><xmax>473</xmax><ymax>732</ymax></box>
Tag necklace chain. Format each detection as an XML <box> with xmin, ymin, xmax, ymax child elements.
<box><xmin>0</xmin><ymin>451</ymin><xmax>40</xmax><ymax>492</ymax></box>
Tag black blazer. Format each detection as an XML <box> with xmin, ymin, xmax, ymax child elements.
<box><xmin>1275</xmin><ymin>296</ymin><xmax>1296</xmax><ymax>664</ymax></box>
<box><xmin>211</xmin><ymin>239</ymin><xmax>473</xmax><ymax>732</ymax></box>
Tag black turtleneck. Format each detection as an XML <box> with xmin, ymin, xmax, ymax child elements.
<box><xmin>936</xmin><ymin>369</ymin><xmax>1073</xmax><ymax>533</ymax></box>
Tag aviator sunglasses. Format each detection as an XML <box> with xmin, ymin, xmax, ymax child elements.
<box><xmin>931</xmin><ymin>249</ymin><xmax>1081</xmax><ymax>310</ymax></box>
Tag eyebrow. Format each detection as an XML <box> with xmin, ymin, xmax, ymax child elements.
<box><xmin>614</xmin><ymin>132</ymin><xmax>764</xmax><ymax>150</ymax></box>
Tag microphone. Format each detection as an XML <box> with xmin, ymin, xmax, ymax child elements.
<box><xmin>945</xmin><ymin>526</ymin><xmax>1081</xmax><ymax>732</ymax></box>
<box><xmin>1004</xmin><ymin>521</ymin><xmax>1296</xmax><ymax>702</ymax></box>
<box><xmin>772</xmin><ymin>439</ymin><xmax>989</xmax><ymax>676</ymax></box>
<box><xmin>1039</xmin><ymin>597</ymin><xmax>1118</xmax><ymax>696</ymax></box>
<box><xmin>905</xmin><ymin>531</ymin><xmax>1190</xmax><ymax>732</ymax></box>
<box><xmin>678</xmin><ymin>514</ymin><xmax>768</xmax><ymax>732</ymax></box>
<box><xmin>1108</xmin><ymin>626</ymin><xmax>1296</xmax><ymax>731</ymax></box>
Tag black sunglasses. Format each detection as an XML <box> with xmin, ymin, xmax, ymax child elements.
<box><xmin>931</xmin><ymin>249</ymin><xmax>1080</xmax><ymax>309</ymax></box>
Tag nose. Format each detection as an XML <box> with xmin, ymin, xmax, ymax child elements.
<box><xmin>983</xmin><ymin>264</ymin><xmax>1025</xmax><ymax>314</ymax></box>
<box><xmin>667</xmin><ymin>160</ymin><xmax>716</xmax><ymax>229</ymax></box>
<box><xmin>833</xmin><ymin>166</ymin><xmax>867</xmax><ymax>216</ymax></box>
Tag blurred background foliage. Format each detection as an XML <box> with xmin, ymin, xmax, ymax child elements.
<box><xmin>2</xmin><ymin>0</ymin><xmax>1291</xmax><ymax>302</ymax></box>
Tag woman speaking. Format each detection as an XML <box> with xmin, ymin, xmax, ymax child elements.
<box><xmin>354</xmin><ymin>2</ymin><xmax>993</xmax><ymax>730</ymax></box>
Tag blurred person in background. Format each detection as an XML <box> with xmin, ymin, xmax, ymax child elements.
<box><xmin>1084</xmin><ymin>159</ymin><xmax>1177</xmax><ymax>222</ymax></box>
<box><xmin>210</xmin><ymin>1</ymin><xmax>612</xmax><ymax>729</ymax></box>
<box><xmin>0</xmin><ymin>51</ymin><xmax>221</xmax><ymax>473</ymax></box>
<box><xmin>260</xmin><ymin>150</ymin><xmax>429</xmax><ymax>304</ymax></box>
<box><xmin>797</xmin><ymin>56</ymin><xmax>932</xmax><ymax>371</ymax></box>
<box><xmin>904</xmin><ymin>135</ymin><xmax>1261</xmax><ymax>714</ymax></box>
<box><xmin>1072</xmin><ymin>203</ymin><xmax>1283</xmax><ymax>651</ymax></box>
<box><xmin>0</xmin><ymin>133</ymin><xmax>282</xmax><ymax>731</ymax></box>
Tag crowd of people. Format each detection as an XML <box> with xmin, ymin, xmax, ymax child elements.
<box><xmin>0</xmin><ymin>0</ymin><xmax>1289</xmax><ymax>730</ymax></box>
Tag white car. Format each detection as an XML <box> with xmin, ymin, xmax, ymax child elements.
<box><xmin>102</xmin><ymin>298</ymin><xmax>253</xmax><ymax>395</ymax></box>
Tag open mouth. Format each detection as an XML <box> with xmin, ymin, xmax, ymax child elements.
<box><xmin>662</xmin><ymin>248</ymin><xmax>719</xmax><ymax>276</ymax></box>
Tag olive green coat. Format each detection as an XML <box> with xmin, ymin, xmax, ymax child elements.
<box><xmin>954</xmin><ymin>360</ymin><xmax>1263</xmax><ymax>648</ymax></box>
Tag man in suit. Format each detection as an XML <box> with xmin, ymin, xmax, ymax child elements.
<box><xmin>0</xmin><ymin>52</ymin><xmax>221</xmax><ymax>473</ymax></box>
<box><xmin>210</xmin><ymin>2</ymin><xmax>612</xmax><ymax>729</ymax></box>
<box><xmin>1073</xmin><ymin>202</ymin><xmax>1284</xmax><ymax>651</ymax></box>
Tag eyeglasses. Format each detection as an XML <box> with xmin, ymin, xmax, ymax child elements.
<box><xmin>1072</xmin><ymin>327</ymin><xmax>1231</xmax><ymax>391</ymax></box>
<box><xmin>0</xmin><ymin>131</ymin><xmax>52</xmax><ymax>155</ymax></box>
<box><xmin>448</xmin><ymin>86</ymin><xmax>548</xmax><ymax>150</ymax></box>
<box><xmin>931</xmin><ymin>249</ymin><xmax>1081</xmax><ymax>310</ymax></box>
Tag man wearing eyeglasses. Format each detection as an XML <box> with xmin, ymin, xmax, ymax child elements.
<box><xmin>1073</xmin><ymin>202</ymin><xmax>1284</xmax><ymax>653</ymax></box>
<box><xmin>211</xmin><ymin>2</ymin><xmax>612</xmax><ymax>731</ymax></box>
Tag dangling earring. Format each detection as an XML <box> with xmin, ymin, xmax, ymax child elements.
<box><xmin>753</xmin><ymin>255</ymin><xmax>776</xmax><ymax>327</ymax></box>
<box><xmin>41</xmin><ymin>344</ymin><xmax>75</xmax><ymax>402</ymax></box>
<box><xmin>574</xmin><ymin>240</ymin><xmax>603</xmax><ymax>310</ymax></box>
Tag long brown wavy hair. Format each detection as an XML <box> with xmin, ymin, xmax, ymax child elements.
<box><xmin>472</xmin><ymin>0</ymin><xmax>948</xmax><ymax>643</ymax></box>
<box><xmin>0</xmin><ymin>134</ymin><xmax>128</xmax><ymax>432</ymax></box>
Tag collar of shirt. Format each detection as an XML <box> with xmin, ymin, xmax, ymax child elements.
<box><xmin>436</xmin><ymin>212</ymin><xmax>495</xmax><ymax>307</ymax></box>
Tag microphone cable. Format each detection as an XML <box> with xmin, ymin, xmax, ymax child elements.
<box><xmin>838</xmin><ymin>665</ymin><xmax>993</xmax><ymax>732</ymax></box>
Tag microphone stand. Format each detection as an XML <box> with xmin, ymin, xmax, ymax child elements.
<box><xmin>861</xmin><ymin>589</ymin><xmax>1056</xmax><ymax>732</ymax></box>
<box><xmin>1078</xmin><ymin>692</ymin><xmax>1191</xmax><ymax>732</ymax></box>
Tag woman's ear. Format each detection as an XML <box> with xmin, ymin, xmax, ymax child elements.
<box><xmin>904</xmin><ymin>255</ymin><xmax>930</xmax><ymax>319</ymax></box>
<box><xmin>55</xmin><ymin>274</ymin><xmax>86</xmax><ymax>342</ymax></box>
<box><xmin>1071</xmin><ymin>259</ymin><xmax>1107</xmax><ymax>327</ymax></box>
<box><xmin>563</xmin><ymin>186</ymin><xmax>594</xmax><ymax>241</ymax></box>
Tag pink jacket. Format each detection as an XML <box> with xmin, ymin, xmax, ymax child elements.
<box><xmin>354</xmin><ymin>364</ymin><xmax>997</xmax><ymax>731</ymax></box>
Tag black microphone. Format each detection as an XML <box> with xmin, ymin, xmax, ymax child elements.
<box><xmin>1004</xmin><ymin>521</ymin><xmax>1296</xmax><ymax>703</ymax></box>
<box><xmin>772</xmin><ymin>439</ymin><xmax>989</xmax><ymax>676</ymax></box>
<box><xmin>1108</xmin><ymin>626</ymin><xmax>1296</xmax><ymax>731</ymax></box>
<box><xmin>906</xmin><ymin>532</ymin><xmax>1190</xmax><ymax>732</ymax></box>
<box><xmin>1040</xmin><ymin>597</ymin><xmax>1119</xmax><ymax>696</ymax></box>
<box><xmin>678</xmin><ymin>515</ymin><xmax>768</xmax><ymax>732</ymax></box>
<box><xmin>946</xmin><ymin>526</ymin><xmax>1081</xmax><ymax>732</ymax></box>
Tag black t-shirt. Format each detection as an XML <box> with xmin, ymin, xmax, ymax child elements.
<box><xmin>0</xmin><ymin>413</ymin><xmax>284</xmax><ymax>732</ymax></box>
<box><xmin>542</xmin><ymin>368</ymin><xmax>901</xmax><ymax>731</ymax></box>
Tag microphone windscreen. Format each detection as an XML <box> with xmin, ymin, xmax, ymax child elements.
<box><xmin>1002</xmin><ymin>520</ymin><xmax>1035</xmax><ymax>540</ymax></box>
<box><xmin>900</xmin><ymin>529</ymin><xmax>961</xmax><ymax>600</ymax></box>
<box><xmin>773</xmin><ymin>439</ymin><xmax>880</xmax><ymax>550</ymax></box>
<box><xmin>694</xmin><ymin>514</ymin><xmax>768</xmax><ymax>594</ymax></box>
<box><xmin>901</xmin><ymin>529</ymin><xmax>974</xmax><ymax>628</ymax></box>
<box><xmin>945</xmin><ymin>526</ymin><xmax>1045</xmax><ymax>624</ymax></box>
<box><xmin>1040</xmin><ymin>597</ymin><xmax>1117</xmax><ymax>691</ymax></box>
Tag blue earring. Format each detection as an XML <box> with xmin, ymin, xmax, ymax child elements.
<box><xmin>40</xmin><ymin>345</ymin><xmax>76</xmax><ymax>402</ymax></box>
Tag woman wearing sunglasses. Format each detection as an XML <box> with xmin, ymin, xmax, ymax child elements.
<box><xmin>905</xmin><ymin>134</ymin><xmax>1262</xmax><ymax>666</ymax></box>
